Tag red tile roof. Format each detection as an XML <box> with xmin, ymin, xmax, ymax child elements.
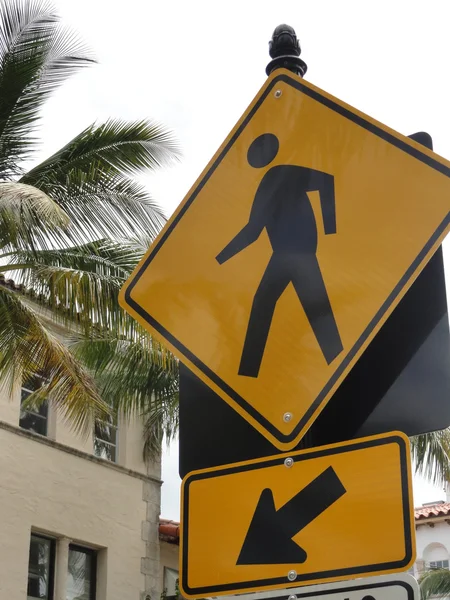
<box><xmin>415</xmin><ymin>502</ymin><xmax>450</xmax><ymax>520</ymax></box>
<box><xmin>160</xmin><ymin>518</ymin><xmax>180</xmax><ymax>544</ymax></box>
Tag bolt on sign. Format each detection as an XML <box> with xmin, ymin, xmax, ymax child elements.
<box><xmin>119</xmin><ymin>68</ymin><xmax>450</xmax><ymax>451</ymax></box>
<box><xmin>217</xmin><ymin>573</ymin><xmax>419</xmax><ymax>600</ymax></box>
<box><xmin>179</xmin><ymin>432</ymin><xmax>414</xmax><ymax>598</ymax></box>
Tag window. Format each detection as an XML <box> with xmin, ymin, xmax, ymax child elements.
<box><xmin>94</xmin><ymin>414</ymin><xmax>118</xmax><ymax>462</ymax></box>
<box><xmin>164</xmin><ymin>567</ymin><xmax>179</xmax><ymax>600</ymax></box>
<box><xmin>27</xmin><ymin>534</ymin><xmax>55</xmax><ymax>600</ymax></box>
<box><xmin>67</xmin><ymin>545</ymin><xmax>97</xmax><ymax>600</ymax></box>
<box><xmin>20</xmin><ymin>375</ymin><xmax>48</xmax><ymax>436</ymax></box>
<box><xmin>429</xmin><ymin>560</ymin><xmax>450</xmax><ymax>570</ymax></box>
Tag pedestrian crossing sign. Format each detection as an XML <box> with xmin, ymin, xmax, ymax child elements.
<box><xmin>119</xmin><ymin>68</ymin><xmax>450</xmax><ymax>451</ymax></box>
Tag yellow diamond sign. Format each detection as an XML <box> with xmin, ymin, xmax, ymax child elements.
<box><xmin>119</xmin><ymin>69</ymin><xmax>450</xmax><ymax>450</ymax></box>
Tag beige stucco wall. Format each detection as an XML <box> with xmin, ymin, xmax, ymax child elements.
<box><xmin>2</xmin><ymin>300</ymin><xmax>153</xmax><ymax>476</ymax></box>
<box><xmin>0</xmin><ymin>424</ymin><xmax>152</xmax><ymax>600</ymax></box>
<box><xmin>0</xmin><ymin>377</ymin><xmax>22</xmax><ymax>425</ymax></box>
<box><xmin>0</xmin><ymin>330</ymin><xmax>164</xmax><ymax>600</ymax></box>
<box><xmin>0</xmin><ymin>359</ymin><xmax>153</xmax><ymax>476</ymax></box>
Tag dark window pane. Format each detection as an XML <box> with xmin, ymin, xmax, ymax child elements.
<box><xmin>20</xmin><ymin>411</ymin><xmax>47</xmax><ymax>436</ymax></box>
<box><xmin>27</xmin><ymin>535</ymin><xmax>53</xmax><ymax>599</ymax></box>
<box><xmin>67</xmin><ymin>547</ymin><xmax>96</xmax><ymax>600</ymax></box>
<box><xmin>93</xmin><ymin>439</ymin><xmax>116</xmax><ymax>462</ymax></box>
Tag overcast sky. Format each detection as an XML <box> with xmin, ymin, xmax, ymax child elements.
<box><xmin>42</xmin><ymin>0</ymin><xmax>450</xmax><ymax>520</ymax></box>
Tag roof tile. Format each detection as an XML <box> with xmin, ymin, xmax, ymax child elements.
<box><xmin>160</xmin><ymin>518</ymin><xmax>180</xmax><ymax>544</ymax></box>
<box><xmin>415</xmin><ymin>502</ymin><xmax>450</xmax><ymax>519</ymax></box>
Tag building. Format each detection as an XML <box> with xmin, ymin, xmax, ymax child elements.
<box><xmin>0</xmin><ymin>279</ymin><xmax>176</xmax><ymax>600</ymax></box>
<box><xmin>414</xmin><ymin>496</ymin><xmax>450</xmax><ymax>577</ymax></box>
<box><xmin>159</xmin><ymin>520</ymin><xmax>180</xmax><ymax>599</ymax></box>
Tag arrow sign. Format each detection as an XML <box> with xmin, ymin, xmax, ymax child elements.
<box><xmin>237</xmin><ymin>466</ymin><xmax>346</xmax><ymax>565</ymax></box>
<box><xmin>180</xmin><ymin>433</ymin><xmax>414</xmax><ymax>598</ymax></box>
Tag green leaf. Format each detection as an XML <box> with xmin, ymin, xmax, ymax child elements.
<box><xmin>22</xmin><ymin>118</ymin><xmax>181</xmax><ymax>184</ymax></box>
<box><xmin>70</xmin><ymin>333</ymin><xmax>179</xmax><ymax>458</ymax></box>
<box><xmin>142</xmin><ymin>390</ymin><xmax>179</xmax><ymax>460</ymax></box>
<box><xmin>21</xmin><ymin>119</ymin><xmax>180</xmax><ymax>244</ymax></box>
<box><xmin>0</xmin><ymin>181</ymin><xmax>69</xmax><ymax>251</ymax></box>
<box><xmin>33</xmin><ymin>171</ymin><xmax>169</xmax><ymax>244</ymax></box>
<box><xmin>3</xmin><ymin>238</ymin><xmax>147</xmax><ymax>334</ymax></box>
<box><xmin>410</xmin><ymin>429</ymin><xmax>450</xmax><ymax>486</ymax></box>
<box><xmin>420</xmin><ymin>569</ymin><xmax>450</xmax><ymax>599</ymax></box>
<box><xmin>0</xmin><ymin>284</ymin><xmax>110</xmax><ymax>434</ymax></box>
<box><xmin>0</xmin><ymin>0</ymin><xmax>94</xmax><ymax>178</ymax></box>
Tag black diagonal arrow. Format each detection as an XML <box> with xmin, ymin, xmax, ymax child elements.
<box><xmin>237</xmin><ymin>466</ymin><xmax>346</xmax><ymax>565</ymax></box>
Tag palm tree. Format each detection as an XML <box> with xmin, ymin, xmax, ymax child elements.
<box><xmin>0</xmin><ymin>0</ymin><xmax>180</xmax><ymax>438</ymax></box>
<box><xmin>411</xmin><ymin>430</ymin><xmax>450</xmax><ymax>488</ymax></box>
<box><xmin>420</xmin><ymin>568</ymin><xmax>450</xmax><ymax>599</ymax></box>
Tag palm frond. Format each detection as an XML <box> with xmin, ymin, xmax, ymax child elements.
<box><xmin>22</xmin><ymin>118</ymin><xmax>181</xmax><ymax>184</ymax></box>
<box><xmin>0</xmin><ymin>284</ymin><xmax>109</xmax><ymax>434</ymax></box>
<box><xmin>35</xmin><ymin>172</ymin><xmax>168</xmax><ymax>244</ymax></box>
<box><xmin>0</xmin><ymin>181</ymin><xmax>69</xmax><ymax>251</ymax></box>
<box><xmin>142</xmin><ymin>392</ymin><xmax>179</xmax><ymax>460</ymax></box>
<box><xmin>0</xmin><ymin>0</ymin><xmax>94</xmax><ymax>178</ymax></box>
<box><xmin>420</xmin><ymin>569</ymin><xmax>450</xmax><ymax>599</ymax></box>
<box><xmin>6</xmin><ymin>238</ymin><xmax>142</xmax><ymax>277</ymax></box>
<box><xmin>3</xmin><ymin>239</ymin><xmax>144</xmax><ymax>333</ymax></box>
<box><xmin>21</xmin><ymin>133</ymin><xmax>175</xmax><ymax>244</ymax></box>
<box><xmin>410</xmin><ymin>429</ymin><xmax>450</xmax><ymax>486</ymax></box>
<box><xmin>70</xmin><ymin>333</ymin><xmax>178</xmax><ymax>412</ymax></box>
<box><xmin>69</xmin><ymin>333</ymin><xmax>179</xmax><ymax>459</ymax></box>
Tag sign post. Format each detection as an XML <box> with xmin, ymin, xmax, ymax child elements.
<box><xmin>117</xmin><ymin>23</ymin><xmax>450</xmax><ymax>600</ymax></box>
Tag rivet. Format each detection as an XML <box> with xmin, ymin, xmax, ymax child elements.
<box><xmin>274</xmin><ymin>89</ymin><xmax>282</xmax><ymax>98</ymax></box>
<box><xmin>283</xmin><ymin>412</ymin><xmax>292</xmax><ymax>422</ymax></box>
<box><xmin>288</xmin><ymin>596</ymin><xmax>297</xmax><ymax>600</ymax></box>
<box><xmin>284</xmin><ymin>457</ymin><xmax>294</xmax><ymax>468</ymax></box>
<box><xmin>287</xmin><ymin>570</ymin><xmax>297</xmax><ymax>581</ymax></box>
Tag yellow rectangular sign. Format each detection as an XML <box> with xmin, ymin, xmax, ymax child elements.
<box><xmin>120</xmin><ymin>69</ymin><xmax>450</xmax><ymax>450</ymax></box>
<box><xmin>179</xmin><ymin>432</ymin><xmax>414</xmax><ymax>598</ymax></box>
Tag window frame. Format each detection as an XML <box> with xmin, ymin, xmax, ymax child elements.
<box><xmin>27</xmin><ymin>533</ymin><xmax>56</xmax><ymax>600</ymax></box>
<box><xmin>20</xmin><ymin>374</ymin><xmax>49</xmax><ymax>437</ymax></box>
<box><xmin>93</xmin><ymin>414</ymin><xmax>118</xmax><ymax>463</ymax></box>
<box><xmin>68</xmin><ymin>543</ymin><xmax>97</xmax><ymax>600</ymax></box>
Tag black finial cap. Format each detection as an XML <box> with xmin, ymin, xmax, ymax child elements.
<box><xmin>266</xmin><ymin>24</ymin><xmax>307</xmax><ymax>78</ymax></box>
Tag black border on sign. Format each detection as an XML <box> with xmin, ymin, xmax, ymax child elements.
<box><xmin>181</xmin><ymin>435</ymin><xmax>413</xmax><ymax>596</ymax></box>
<box><xmin>124</xmin><ymin>72</ymin><xmax>450</xmax><ymax>445</ymax></box>
<box><xmin>221</xmin><ymin>579</ymin><xmax>417</xmax><ymax>600</ymax></box>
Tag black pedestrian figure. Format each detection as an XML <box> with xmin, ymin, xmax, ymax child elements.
<box><xmin>216</xmin><ymin>133</ymin><xmax>343</xmax><ymax>378</ymax></box>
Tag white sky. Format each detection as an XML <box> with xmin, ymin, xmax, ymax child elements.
<box><xmin>39</xmin><ymin>0</ymin><xmax>450</xmax><ymax>520</ymax></box>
